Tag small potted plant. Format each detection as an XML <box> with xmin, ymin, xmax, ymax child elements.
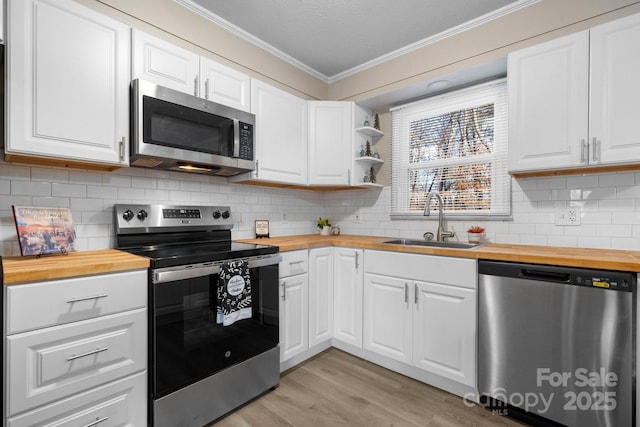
<box><xmin>317</xmin><ymin>217</ymin><xmax>332</xmax><ymax>235</ymax></box>
<box><xmin>467</xmin><ymin>226</ymin><xmax>485</xmax><ymax>244</ymax></box>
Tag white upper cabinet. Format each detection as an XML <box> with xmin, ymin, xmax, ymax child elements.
<box><xmin>308</xmin><ymin>101</ymin><xmax>353</xmax><ymax>186</ymax></box>
<box><xmin>200</xmin><ymin>56</ymin><xmax>251</xmax><ymax>112</ymax></box>
<box><xmin>246</xmin><ymin>78</ymin><xmax>308</xmax><ymax>185</ymax></box>
<box><xmin>132</xmin><ymin>28</ymin><xmax>199</xmax><ymax>95</ymax></box>
<box><xmin>308</xmin><ymin>101</ymin><xmax>384</xmax><ymax>187</ymax></box>
<box><xmin>0</xmin><ymin>0</ymin><xmax>4</xmax><ymax>43</ymax></box>
<box><xmin>6</xmin><ymin>0</ymin><xmax>130</xmax><ymax>167</ymax></box>
<box><xmin>507</xmin><ymin>31</ymin><xmax>589</xmax><ymax>173</ymax></box>
<box><xmin>589</xmin><ymin>13</ymin><xmax>640</xmax><ymax>165</ymax></box>
<box><xmin>508</xmin><ymin>12</ymin><xmax>640</xmax><ymax>175</ymax></box>
<box><xmin>132</xmin><ymin>29</ymin><xmax>250</xmax><ymax>111</ymax></box>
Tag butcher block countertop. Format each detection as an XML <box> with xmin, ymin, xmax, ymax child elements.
<box><xmin>238</xmin><ymin>234</ymin><xmax>640</xmax><ymax>272</ymax></box>
<box><xmin>3</xmin><ymin>249</ymin><xmax>150</xmax><ymax>285</ymax></box>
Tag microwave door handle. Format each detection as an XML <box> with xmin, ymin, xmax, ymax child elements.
<box><xmin>233</xmin><ymin>119</ymin><xmax>240</xmax><ymax>158</ymax></box>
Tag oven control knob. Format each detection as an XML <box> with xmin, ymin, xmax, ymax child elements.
<box><xmin>137</xmin><ymin>209</ymin><xmax>148</xmax><ymax>221</ymax></box>
<box><xmin>221</xmin><ymin>210</ymin><xmax>230</xmax><ymax>219</ymax></box>
<box><xmin>213</xmin><ymin>210</ymin><xmax>221</xmax><ymax>219</ymax></box>
<box><xmin>122</xmin><ymin>209</ymin><xmax>134</xmax><ymax>221</ymax></box>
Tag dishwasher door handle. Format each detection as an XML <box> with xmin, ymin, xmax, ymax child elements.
<box><xmin>519</xmin><ymin>269</ymin><xmax>571</xmax><ymax>283</ymax></box>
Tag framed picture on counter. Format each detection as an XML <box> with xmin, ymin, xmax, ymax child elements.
<box><xmin>12</xmin><ymin>206</ymin><xmax>77</xmax><ymax>256</ymax></box>
<box><xmin>255</xmin><ymin>220</ymin><xmax>269</xmax><ymax>238</ymax></box>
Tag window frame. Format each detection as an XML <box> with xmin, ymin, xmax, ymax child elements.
<box><xmin>390</xmin><ymin>78</ymin><xmax>511</xmax><ymax>219</ymax></box>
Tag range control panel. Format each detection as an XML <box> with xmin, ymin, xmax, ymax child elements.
<box><xmin>114</xmin><ymin>204</ymin><xmax>233</xmax><ymax>233</ymax></box>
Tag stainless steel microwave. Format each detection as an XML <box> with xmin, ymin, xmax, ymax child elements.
<box><xmin>130</xmin><ymin>79</ymin><xmax>255</xmax><ymax>176</ymax></box>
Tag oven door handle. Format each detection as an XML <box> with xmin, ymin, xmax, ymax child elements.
<box><xmin>153</xmin><ymin>254</ymin><xmax>282</xmax><ymax>284</ymax></box>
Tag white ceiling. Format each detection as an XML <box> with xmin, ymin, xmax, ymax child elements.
<box><xmin>177</xmin><ymin>0</ymin><xmax>527</xmax><ymax>82</ymax></box>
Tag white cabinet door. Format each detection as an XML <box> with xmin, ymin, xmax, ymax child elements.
<box><xmin>308</xmin><ymin>247</ymin><xmax>334</xmax><ymax>347</ymax></box>
<box><xmin>250</xmin><ymin>79</ymin><xmax>308</xmax><ymax>185</ymax></box>
<box><xmin>200</xmin><ymin>57</ymin><xmax>251</xmax><ymax>112</ymax></box>
<box><xmin>333</xmin><ymin>248</ymin><xmax>363</xmax><ymax>347</ymax></box>
<box><xmin>308</xmin><ymin>101</ymin><xmax>353</xmax><ymax>185</ymax></box>
<box><xmin>132</xmin><ymin>28</ymin><xmax>199</xmax><ymax>95</ymax></box>
<box><xmin>363</xmin><ymin>273</ymin><xmax>412</xmax><ymax>363</ymax></box>
<box><xmin>507</xmin><ymin>31</ymin><xmax>589</xmax><ymax>173</ymax></box>
<box><xmin>279</xmin><ymin>273</ymin><xmax>308</xmax><ymax>362</ymax></box>
<box><xmin>590</xmin><ymin>13</ymin><xmax>640</xmax><ymax>165</ymax></box>
<box><xmin>7</xmin><ymin>0</ymin><xmax>130</xmax><ymax>166</ymax></box>
<box><xmin>412</xmin><ymin>281</ymin><xmax>476</xmax><ymax>388</ymax></box>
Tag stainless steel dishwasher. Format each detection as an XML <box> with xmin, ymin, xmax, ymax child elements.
<box><xmin>478</xmin><ymin>260</ymin><xmax>635</xmax><ymax>427</ymax></box>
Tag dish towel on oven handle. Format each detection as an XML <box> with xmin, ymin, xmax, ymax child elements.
<box><xmin>217</xmin><ymin>260</ymin><xmax>252</xmax><ymax>326</ymax></box>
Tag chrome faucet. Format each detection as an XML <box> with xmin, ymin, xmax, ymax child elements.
<box><xmin>423</xmin><ymin>191</ymin><xmax>455</xmax><ymax>242</ymax></box>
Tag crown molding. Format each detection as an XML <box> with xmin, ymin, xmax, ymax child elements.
<box><xmin>175</xmin><ymin>0</ymin><xmax>540</xmax><ymax>84</ymax></box>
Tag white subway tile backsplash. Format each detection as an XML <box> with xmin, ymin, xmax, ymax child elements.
<box><xmin>31</xmin><ymin>167</ymin><xmax>69</xmax><ymax>183</ymax></box>
<box><xmin>598</xmin><ymin>172</ymin><xmax>635</xmax><ymax>187</ymax></box>
<box><xmin>3</xmin><ymin>162</ymin><xmax>640</xmax><ymax>255</ymax></box>
<box><xmin>12</xmin><ymin>180</ymin><xmax>50</xmax><ymax>196</ymax></box>
<box><xmin>52</xmin><ymin>183</ymin><xmax>87</xmax><ymax>198</ymax></box>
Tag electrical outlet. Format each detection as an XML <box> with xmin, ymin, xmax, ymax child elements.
<box><xmin>354</xmin><ymin>211</ymin><xmax>361</xmax><ymax>223</ymax></box>
<box><xmin>281</xmin><ymin>212</ymin><xmax>287</xmax><ymax>223</ymax></box>
<box><xmin>555</xmin><ymin>207</ymin><xmax>581</xmax><ymax>226</ymax></box>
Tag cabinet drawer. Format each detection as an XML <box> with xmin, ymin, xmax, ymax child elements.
<box><xmin>8</xmin><ymin>371</ymin><xmax>146</xmax><ymax>427</ymax></box>
<box><xmin>7</xmin><ymin>309</ymin><xmax>146</xmax><ymax>416</ymax></box>
<box><xmin>7</xmin><ymin>269</ymin><xmax>147</xmax><ymax>334</ymax></box>
<box><xmin>280</xmin><ymin>250</ymin><xmax>309</xmax><ymax>277</ymax></box>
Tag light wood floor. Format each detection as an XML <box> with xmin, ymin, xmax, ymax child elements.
<box><xmin>212</xmin><ymin>349</ymin><xmax>528</xmax><ymax>426</ymax></box>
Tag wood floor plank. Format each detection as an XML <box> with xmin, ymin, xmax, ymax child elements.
<box><xmin>212</xmin><ymin>349</ymin><xmax>528</xmax><ymax>427</ymax></box>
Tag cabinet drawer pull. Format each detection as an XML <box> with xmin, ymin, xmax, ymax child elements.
<box><xmin>67</xmin><ymin>293</ymin><xmax>108</xmax><ymax>303</ymax></box>
<box><xmin>194</xmin><ymin>75</ymin><xmax>199</xmax><ymax>97</ymax></box>
<box><xmin>580</xmin><ymin>139</ymin><xmax>586</xmax><ymax>163</ymax></box>
<box><xmin>204</xmin><ymin>78</ymin><xmax>210</xmax><ymax>100</ymax></box>
<box><xmin>82</xmin><ymin>416</ymin><xmax>109</xmax><ymax>427</ymax></box>
<box><xmin>355</xmin><ymin>251</ymin><xmax>360</xmax><ymax>269</ymax></box>
<box><xmin>414</xmin><ymin>284</ymin><xmax>418</xmax><ymax>307</ymax></box>
<box><xmin>281</xmin><ymin>281</ymin><xmax>286</xmax><ymax>301</ymax></box>
<box><xmin>592</xmin><ymin>137</ymin><xmax>599</xmax><ymax>162</ymax></box>
<box><xmin>404</xmin><ymin>283</ymin><xmax>408</xmax><ymax>303</ymax></box>
<box><xmin>66</xmin><ymin>346</ymin><xmax>109</xmax><ymax>362</ymax></box>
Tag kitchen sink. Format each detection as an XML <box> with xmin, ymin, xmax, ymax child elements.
<box><xmin>382</xmin><ymin>238</ymin><xmax>481</xmax><ymax>249</ymax></box>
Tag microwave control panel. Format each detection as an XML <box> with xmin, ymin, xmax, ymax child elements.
<box><xmin>238</xmin><ymin>122</ymin><xmax>254</xmax><ymax>160</ymax></box>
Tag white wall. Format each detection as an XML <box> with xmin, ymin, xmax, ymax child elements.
<box><xmin>1</xmin><ymin>163</ymin><xmax>639</xmax><ymax>256</ymax></box>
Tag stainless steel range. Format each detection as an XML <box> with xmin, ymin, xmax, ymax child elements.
<box><xmin>114</xmin><ymin>204</ymin><xmax>281</xmax><ymax>427</ymax></box>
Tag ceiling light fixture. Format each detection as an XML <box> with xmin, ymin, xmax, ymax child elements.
<box><xmin>427</xmin><ymin>80</ymin><xmax>452</xmax><ymax>91</ymax></box>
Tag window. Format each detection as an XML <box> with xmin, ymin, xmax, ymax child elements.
<box><xmin>391</xmin><ymin>79</ymin><xmax>509</xmax><ymax>218</ymax></box>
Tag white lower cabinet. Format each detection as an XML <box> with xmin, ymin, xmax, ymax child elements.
<box><xmin>280</xmin><ymin>271</ymin><xmax>309</xmax><ymax>362</ymax></box>
<box><xmin>364</xmin><ymin>250</ymin><xmax>477</xmax><ymax>389</ymax></box>
<box><xmin>308</xmin><ymin>247</ymin><xmax>334</xmax><ymax>347</ymax></box>
<box><xmin>363</xmin><ymin>274</ymin><xmax>412</xmax><ymax>363</ymax></box>
<box><xmin>412</xmin><ymin>280</ymin><xmax>476</xmax><ymax>386</ymax></box>
<box><xmin>279</xmin><ymin>250</ymin><xmax>309</xmax><ymax>362</ymax></box>
<box><xmin>279</xmin><ymin>248</ymin><xmax>334</xmax><ymax>367</ymax></box>
<box><xmin>4</xmin><ymin>269</ymin><xmax>148</xmax><ymax>425</ymax></box>
<box><xmin>333</xmin><ymin>248</ymin><xmax>363</xmax><ymax>348</ymax></box>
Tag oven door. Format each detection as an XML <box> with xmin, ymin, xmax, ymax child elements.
<box><xmin>151</xmin><ymin>255</ymin><xmax>280</xmax><ymax>399</ymax></box>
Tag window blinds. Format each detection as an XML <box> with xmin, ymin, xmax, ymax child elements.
<box><xmin>391</xmin><ymin>79</ymin><xmax>509</xmax><ymax>217</ymax></box>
